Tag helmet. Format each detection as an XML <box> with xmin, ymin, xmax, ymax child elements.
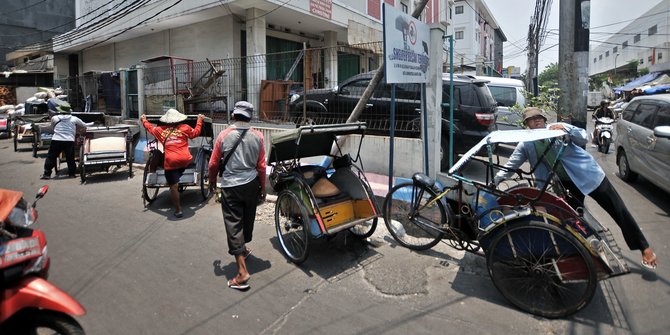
<box><xmin>600</xmin><ymin>99</ymin><xmax>610</xmax><ymax>106</ymax></box>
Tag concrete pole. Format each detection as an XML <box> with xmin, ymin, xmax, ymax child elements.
<box><xmin>323</xmin><ymin>31</ymin><xmax>338</xmax><ymax>89</ymax></box>
<box><xmin>245</xmin><ymin>7</ymin><xmax>266</xmax><ymax>118</ymax></box>
<box><xmin>426</xmin><ymin>23</ymin><xmax>445</xmax><ymax>179</ymax></box>
<box><xmin>558</xmin><ymin>0</ymin><xmax>589</xmax><ymax>129</ymax></box>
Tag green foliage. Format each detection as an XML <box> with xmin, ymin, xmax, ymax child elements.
<box><xmin>639</xmin><ymin>67</ymin><xmax>649</xmax><ymax>76</ymax></box>
<box><xmin>538</xmin><ymin>62</ymin><xmax>559</xmax><ymax>88</ymax></box>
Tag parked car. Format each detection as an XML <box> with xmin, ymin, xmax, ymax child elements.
<box><xmin>476</xmin><ymin>76</ymin><xmax>526</xmax><ymax>130</ymax></box>
<box><xmin>0</xmin><ymin>114</ymin><xmax>9</xmax><ymax>138</ymax></box>
<box><xmin>288</xmin><ymin>71</ymin><xmax>497</xmax><ymax>170</ymax></box>
<box><xmin>615</xmin><ymin>94</ymin><xmax>670</xmax><ymax>194</ymax></box>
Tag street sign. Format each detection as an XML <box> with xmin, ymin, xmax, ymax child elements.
<box><xmin>383</xmin><ymin>4</ymin><xmax>429</xmax><ymax>84</ymax></box>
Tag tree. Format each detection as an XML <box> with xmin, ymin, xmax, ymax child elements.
<box><xmin>538</xmin><ymin>62</ymin><xmax>558</xmax><ymax>88</ymax></box>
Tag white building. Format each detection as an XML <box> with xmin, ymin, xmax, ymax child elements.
<box><xmin>589</xmin><ymin>0</ymin><xmax>670</xmax><ymax>76</ymax></box>
<box><xmin>450</xmin><ymin>0</ymin><xmax>506</xmax><ymax>76</ymax></box>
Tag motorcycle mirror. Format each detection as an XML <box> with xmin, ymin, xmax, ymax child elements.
<box><xmin>35</xmin><ymin>185</ymin><xmax>49</xmax><ymax>200</ymax></box>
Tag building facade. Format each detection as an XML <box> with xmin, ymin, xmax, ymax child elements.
<box><xmin>450</xmin><ymin>0</ymin><xmax>506</xmax><ymax>76</ymax></box>
<box><xmin>589</xmin><ymin>0</ymin><xmax>670</xmax><ymax>76</ymax></box>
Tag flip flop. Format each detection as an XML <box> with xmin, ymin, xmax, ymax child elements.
<box><xmin>227</xmin><ymin>277</ymin><xmax>250</xmax><ymax>290</ymax></box>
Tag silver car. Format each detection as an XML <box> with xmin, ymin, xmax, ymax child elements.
<box><xmin>615</xmin><ymin>94</ymin><xmax>670</xmax><ymax>194</ymax></box>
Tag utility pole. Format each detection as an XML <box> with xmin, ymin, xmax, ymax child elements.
<box><xmin>558</xmin><ymin>0</ymin><xmax>589</xmax><ymax>129</ymax></box>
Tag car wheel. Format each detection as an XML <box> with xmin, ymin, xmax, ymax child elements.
<box><xmin>617</xmin><ymin>150</ymin><xmax>638</xmax><ymax>182</ymax></box>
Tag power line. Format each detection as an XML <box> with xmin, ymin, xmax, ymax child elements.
<box><xmin>82</xmin><ymin>0</ymin><xmax>183</xmax><ymax>51</ymax></box>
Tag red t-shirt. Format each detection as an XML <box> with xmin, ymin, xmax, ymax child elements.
<box><xmin>142</xmin><ymin>119</ymin><xmax>203</xmax><ymax>170</ymax></box>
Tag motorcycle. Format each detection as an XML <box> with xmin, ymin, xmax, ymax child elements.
<box><xmin>593</xmin><ymin>116</ymin><xmax>615</xmax><ymax>153</ymax></box>
<box><xmin>0</xmin><ymin>186</ymin><xmax>86</xmax><ymax>334</ymax></box>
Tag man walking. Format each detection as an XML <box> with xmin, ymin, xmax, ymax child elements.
<box><xmin>208</xmin><ymin>101</ymin><xmax>266</xmax><ymax>290</ymax></box>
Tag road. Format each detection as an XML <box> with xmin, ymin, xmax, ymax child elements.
<box><xmin>0</xmin><ymin>121</ymin><xmax>668</xmax><ymax>334</ymax></box>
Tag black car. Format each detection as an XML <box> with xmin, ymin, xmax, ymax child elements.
<box><xmin>288</xmin><ymin>71</ymin><xmax>497</xmax><ymax>169</ymax></box>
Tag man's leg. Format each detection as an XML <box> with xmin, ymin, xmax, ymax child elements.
<box><xmin>169</xmin><ymin>184</ymin><xmax>181</xmax><ymax>215</ymax></box>
<box><xmin>43</xmin><ymin>141</ymin><xmax>62</xmax><ymax>178</ymax></box>
<box><xmin>221</xmin><ymin>185</ymin><xmax>251</xmax><ymax>283</ymax></box>
<box><xmin>589</xmin><ymin>177</ymin><xmax>650</xmax><ymax>251</ymax></box>
<box><xmin>63</xmin><ymin>141</ymin><xmax>76</xmax><ymax>176</ymax></box>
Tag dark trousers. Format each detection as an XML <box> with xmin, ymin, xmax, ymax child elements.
<box><xmin>563</xmin><ymin>177</ymin><xmax>649</xmax><ymax>251</ymax></box>
<box><xmin>220</xmin><ymin>178</ymin><xmax>261</xmax><ymax>256</ymax></box>
<box><xmin>44</xmin><ymin>140</ymin><xmax>76</xmax><ymax>176</ymax></box>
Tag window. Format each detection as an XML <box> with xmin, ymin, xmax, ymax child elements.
<box><xmin>640</xmin><ymin>58</ymin><xmax>644</xmax><ymax>64</ymax></box>
<box><xmin>634</xmin><ymin>34</ymin><xmax>640</xmax><ymax>43</ymax></box>
<box><xmin>631</xmin><ymin>103</ymin><xmax>658</xmax><ymax>129</ymax></box>
<box><xmin>340</xmin><ymin>79</ymin><xmax>369</xmax><ymax>96</ymax></box>
<box><xmin>599</xmin><ymin>54</ymin><xmax>603</xmax><ymax>60</ymax></box>
<box><xmin>488</xmin><ymin>86</ymin><xmax>517</xmax><ymax>107</ymax></box>
<box><xmin>594</xmin><ymin>57</ymin><xmax>597</xmax><ymax>63</ymax></box>
<box><xmin>606</xmin><ymin>51</ymin><xmax>610</xmax><ymax>57</ymax></box>
<box><xmin>401</xmin><ymin>2</ymin><xmax>408</xmax><ymax>13</ymax></box>
<box><xmin>455</xmin><ymin>31</ymin><xmax>464</xmax><ymax>40</ymax></box>
<box><xmin>613</xmin><ymin>46</ymin><xmax>618</xmax><ymax>53</ymax></box>
<box><xmin>659</xmin><ymin>52</ymin><xmax>663</xmax><ymax>60</ymax></box>
<box><xmin>455</xmin><ymin>5</ymin><xmax>464</xmax><ymax>14</ymax></box>
<box><xmin>648</xmin><ymin>55</ymin><xmax>653</xmax><ymax>62</ymax></box>
<box><xmin>623</xmin><ymin>41</ymin><xmax>628</xmax><ymax>49</ymax></box>
<box><xmin>622</xmin><ymin>101</ymin><xmax>640</xmax><ymax>121</ymax></box>
<box><xmin>654</xmin><ymin>104</ymin><xmax>670</xmax><ymax>128</ymax></box>
<box><xmin>649</xmin><ymin>24</ymin><xmax>657</xmax><ymax>36</ymax></box>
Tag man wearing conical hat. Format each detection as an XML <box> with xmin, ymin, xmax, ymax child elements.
<box><xmin>141</xmin><ymin>109</ymin><xmax>205</xmax><ymax>218</ymax></box>
<box><xmin>41</xmin><ymin>102</ymin><xmax>93</xmax><ymax>179</ymax></box>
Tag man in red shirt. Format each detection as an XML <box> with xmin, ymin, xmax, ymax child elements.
<box><xmin>141</xmin><ymin>109</ymin><xmax>204</xmax><ymax>218</ymax></box>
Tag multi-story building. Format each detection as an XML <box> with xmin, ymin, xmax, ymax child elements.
<box><xmin>1</xmin><ymin>0</ymin><xmax>75</xmax><ymax>84</ymax></box>
<box><xmin>589</xmin><ymin>0</ymin><xmax>670</xmax><ymax>76</ymax></box>
<box><xmin>450</xmin><ymin>0</ymin><xmax>506</xmax><ymax>76</ymax></box>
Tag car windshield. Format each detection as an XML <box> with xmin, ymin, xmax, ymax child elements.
<box><xmin>488</xmin><ymin>86</ymin><xmax>517</xmax><ymax>107</ymax></box>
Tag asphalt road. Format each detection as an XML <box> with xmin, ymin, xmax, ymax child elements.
<box><xmin>0</xmin><ymin>119</ymin><xmax>668</xmax><ymax>334</ymax></box>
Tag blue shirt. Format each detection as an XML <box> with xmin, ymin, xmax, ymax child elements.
<box><xmin>495</xmin><ymin>122</ymin><xmax>605</xmax><ymax>195</ymax></box>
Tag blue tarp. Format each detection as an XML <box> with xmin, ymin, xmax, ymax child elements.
<box><xmin>644</xmin><ymin>83</ymin><xmax>670</xmax><ymax>94</ymax></box>
<box><xmin>614</xmin><ymin>72</ymin><xmax>662</xmax><ymax>92</ymax></box>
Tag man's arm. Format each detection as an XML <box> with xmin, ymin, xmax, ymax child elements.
<box><xmin>551</xmin><ymin>122</ymin><xmax>588</xmax><ymax>147</ymax></box>
<box><xmin>494</xmin><ymin>142</ymin><xmax>529</xmax><ymax>185</ymax></box>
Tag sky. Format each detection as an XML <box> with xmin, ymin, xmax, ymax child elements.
<box><xmin>485</xmin><ymin>0</ymin><xmax>663</xmax><ymax>73</ymax></box>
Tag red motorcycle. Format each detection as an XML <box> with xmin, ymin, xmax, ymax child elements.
<box><xmin>0</xmin><ymin>186</ymin><xmax>86</xmax><ymax>334</ymax></box>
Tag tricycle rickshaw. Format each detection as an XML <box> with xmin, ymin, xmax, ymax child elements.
<box><xmin>383</xmin><ymin>129</ymin><xmax>630</xmax><ymax>318</ymax></box>
<box><xmin>268</xmin><ymin>122</ymin><xmax>379</xmax><ymax>264</ymax></box>
<box><xmin>78</xmin><ymin>123</ymin><xmax>138</xmax><ymax>183</ymax></box>
<box><xmin>11</xmin><ymin>114</ymin><xmax>50</xmax><ymax>156</ymax></box>
<box><xmin>141</xmin><ymin>115</ymin><xmax>214</xmax><ymax>205</ymax></box>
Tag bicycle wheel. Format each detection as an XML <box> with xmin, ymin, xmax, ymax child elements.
<box><xmin>383</xmin><ymin>182</ymin><xmax>446</xmax><ymax>250</ymax></box>
<box><xmin>486</xmin><ymin>219</ymin><xmax>597</xmax><ymax>318</ymax></box>
<box><xmin>142</xmin><ymin>163</ymin><xmax>159</xmax><ymax>204</ymax></box>
<box><xmin>200</xmin><ymin>152</ymin><xmax>211</xmax><ymax>200</ymax></box>
<box><xmin>275</xmin><ymin>190</ymin><xmax>310</xmax><ymax>264</ymax></box>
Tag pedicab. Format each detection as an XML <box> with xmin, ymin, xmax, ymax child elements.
<box><xmin>78</xmin><ymin>123</ymin><xmax>139</xmax><ymax>183</ymax></box>
<box><xmin>11</xmin><ymin>114</ymin><xmax>50</xmax><ymax>156</ymax></box>
<box><xmin>268</xmin><ymin>122</ymin><xmax>379</xmax><ymax>264</ymax></box>
<box><xmin>141</xmin><ymin>115</ymin><xmax>214</xmax><ymax>205</ymax></box>
<box><xmin>383</xmin><ymin>129</ymin><xmax>630</xmax><ymax>318</ymax></box>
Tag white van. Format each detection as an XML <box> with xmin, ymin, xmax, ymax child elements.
<box><xmin>476</xmin><ymin>76</ymin><xmax>526</xmax><ymax>130</ymax></box>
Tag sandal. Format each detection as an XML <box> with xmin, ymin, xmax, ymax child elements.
<box><xmin>227</xmin><ymin>277</ymin><xmax>250</xmax><ymax>290</ymax></box>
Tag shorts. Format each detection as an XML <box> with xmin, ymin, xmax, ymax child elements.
<box><xmin>165</xmin><ymin>168</ymin><xmax>186</xmax><ymax>185</ymax></box>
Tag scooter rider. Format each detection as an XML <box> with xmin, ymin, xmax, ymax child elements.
<box><xmin>592</xmin><ymin>99</ymin><xmax>615</xmax><ymax>144</ymax></box>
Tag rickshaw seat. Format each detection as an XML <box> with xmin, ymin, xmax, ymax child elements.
<box><xmin>314</xmin><ymin>192</ymin><xmax>351</xmax><ymax>207</ymax></box>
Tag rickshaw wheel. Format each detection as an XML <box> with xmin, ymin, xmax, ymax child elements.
<box><xmin>348</xmin><ymin>218</ymin><xmax>377</xmax><ymax>238</ymax></box>
<box><xmin>79</xmin><ymin>164</ymin><xmax>86</xmax><ymax>183</ymax></box>
<box><xmin>275</xmin><ymin>190</ymin><xmax>310</xmax><ymax>264</ymax></box>
<box><xmin>200</xmin><ymin>152</ymin><xmax>211</xmax><ymax>200</ymax></box>
<box><xmin>383</xmin><ymin>182</ymin><xmax>446</xmax><ymax>250</ymax></box>
<box><xmin>13</xmin><ymin>131</ymin><xmax>18</xmax><ymax>152</ymax></box>
<box><xmin>142</xmin><ymin>164</ymin><xmax>159</xmax><ymax>204</ymax></box>
<box><xmin>32</xmin><ymin>135</ymin><xmax>38</xmax><ymax>158</ymax></box>
<box><xmin>486</xmin><ymin>219</ymin><xmax>597</xmax><ymax>318</ymax></box>
<box><xmin>128</xmin><ymin>161</ymin><xmax>133</xmax><ymax>178</ymax></box>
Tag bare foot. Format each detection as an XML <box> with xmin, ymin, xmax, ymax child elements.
<box><xmin>642</xmin><ymin>248</ymin><xmax>657</xmax><ymax>269</ymax></box>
